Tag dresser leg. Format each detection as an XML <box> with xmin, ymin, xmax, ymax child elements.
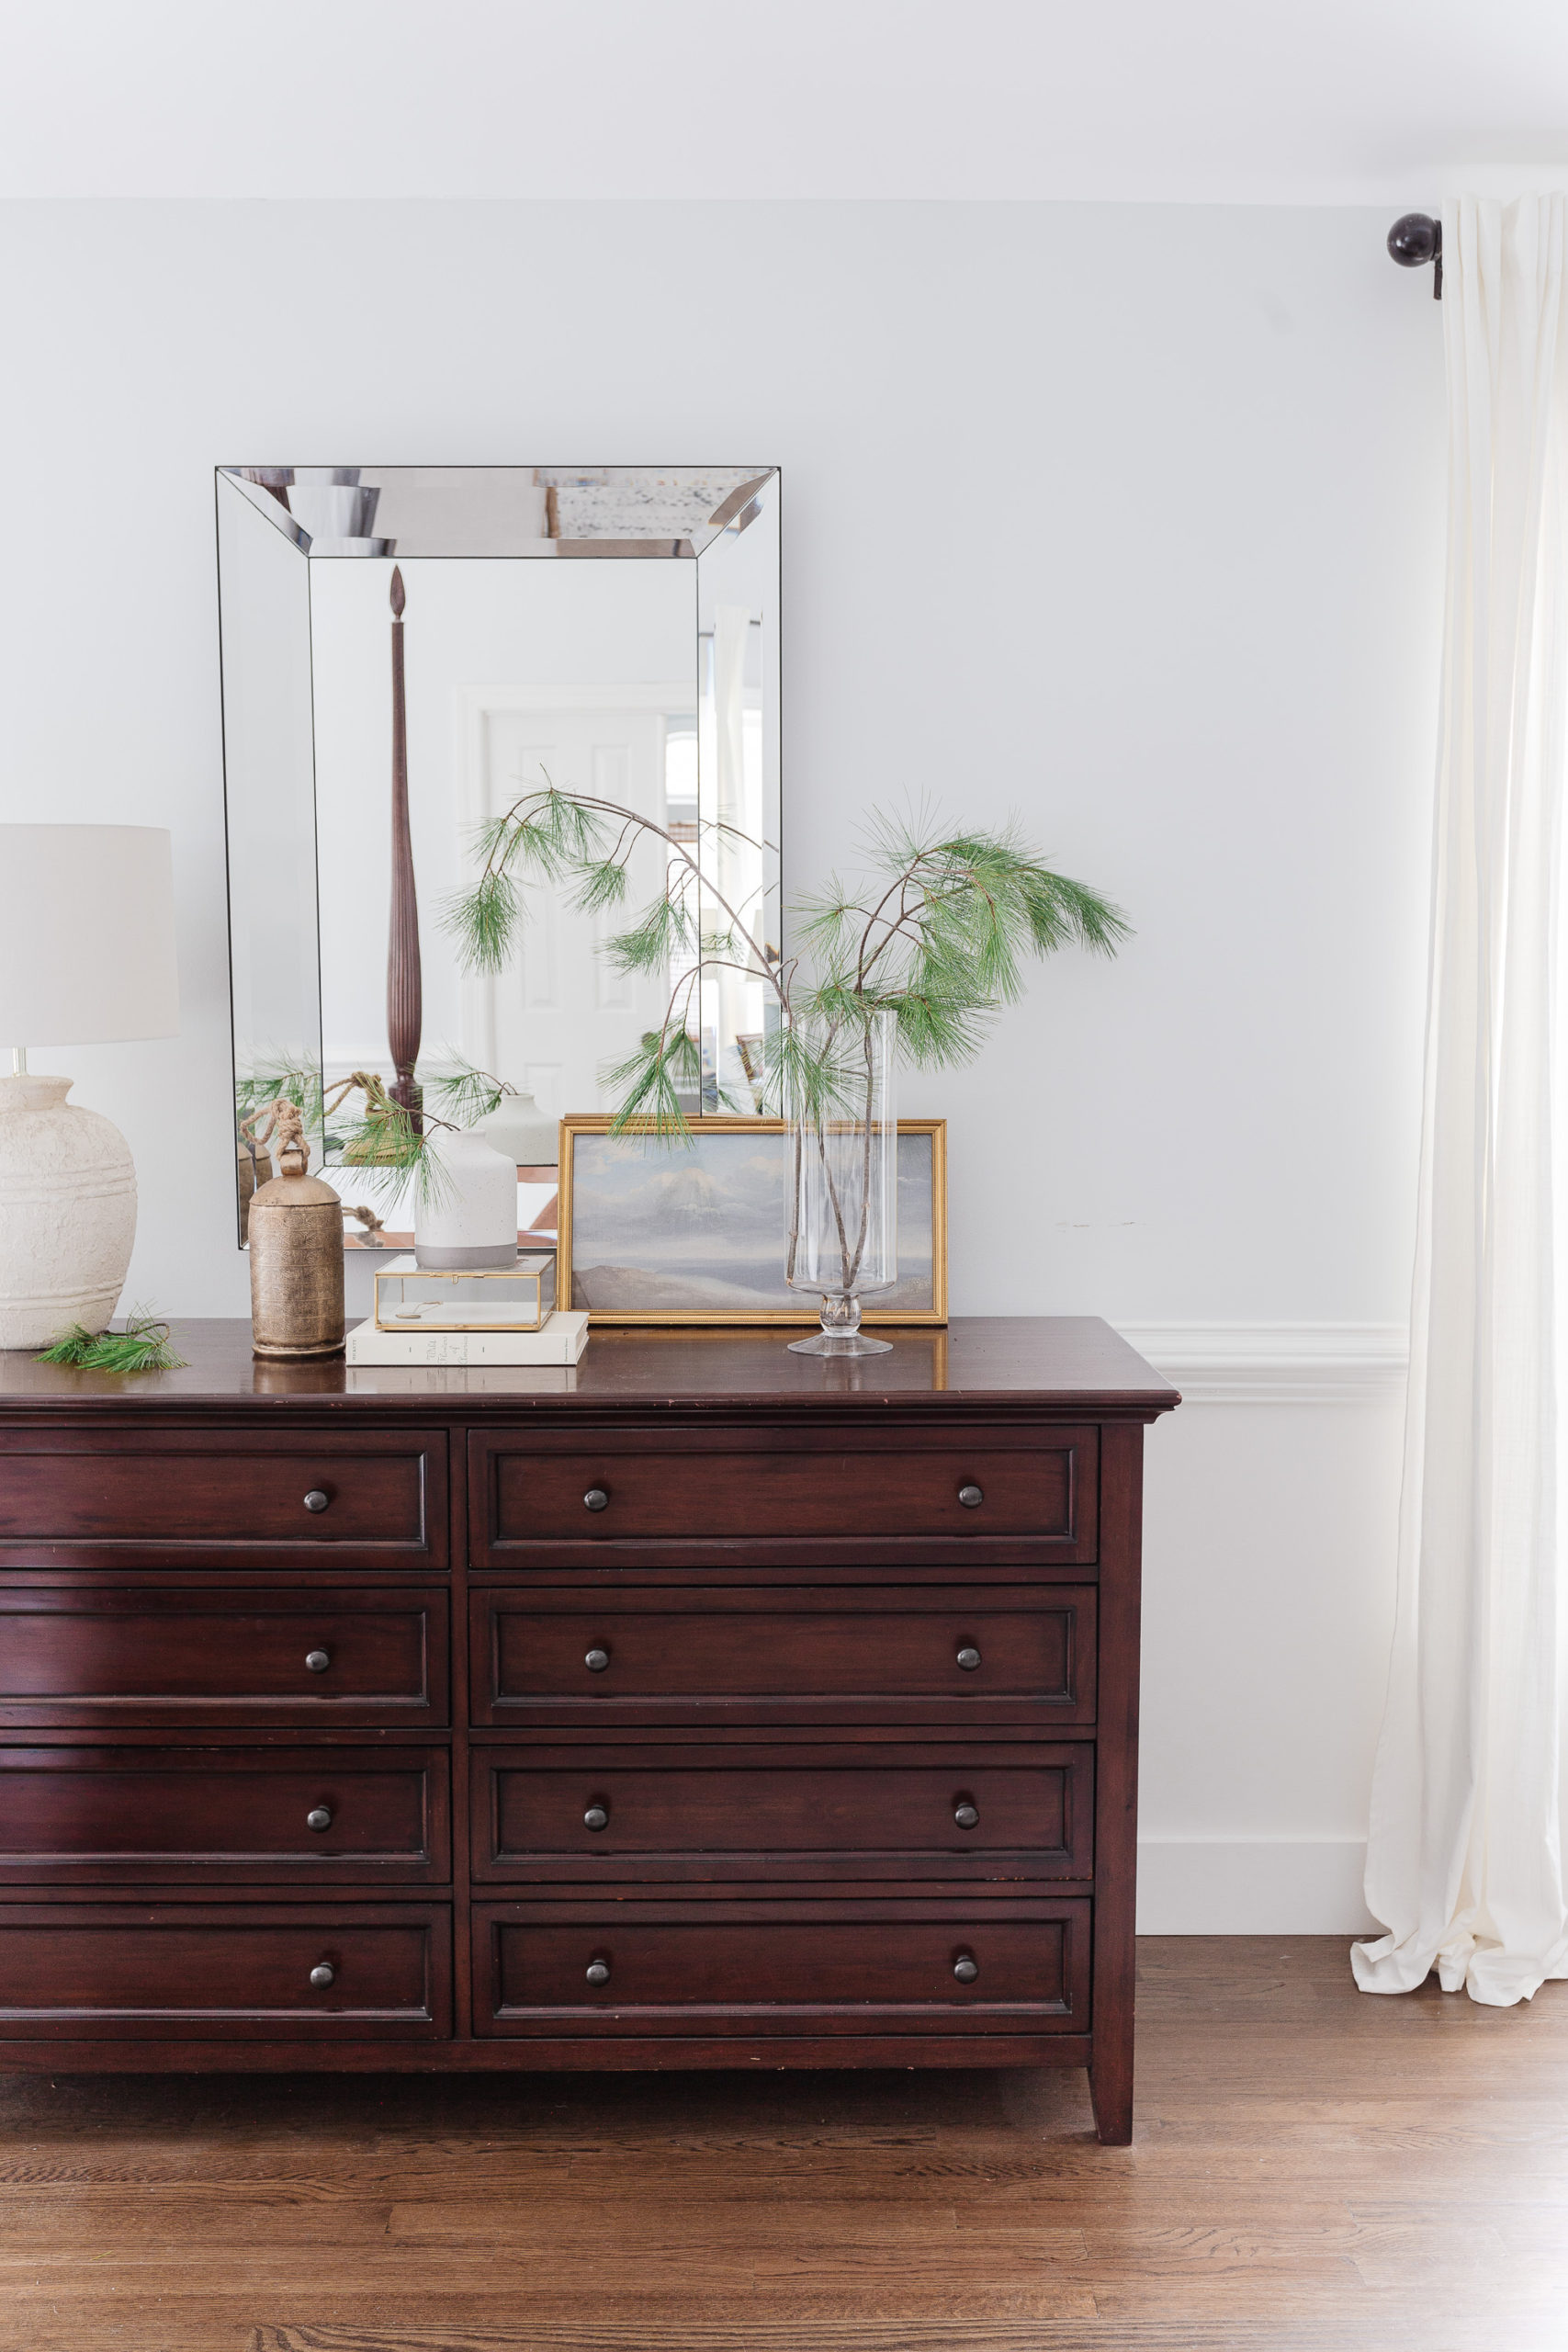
<box><xmin>1089</xmin><ymin>2046</ymin><xmax>1134</xmax><ymax>2144</ymax></box>
<box><xmin>1089</xmin><ymin>1419</ymin><xmax>1145</xmax><ymax>2149</ymax></box>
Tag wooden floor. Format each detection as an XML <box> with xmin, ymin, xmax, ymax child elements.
<box><xmin>1</xmin><ymin>1938</ymin><xmax>1565</xmax><ymax>2352</ymax></box>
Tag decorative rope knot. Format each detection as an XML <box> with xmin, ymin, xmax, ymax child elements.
<box><xmin>241</xmin><ymin>1095</ymin><xmax>310</xmax><ymax>1174</ymax></box>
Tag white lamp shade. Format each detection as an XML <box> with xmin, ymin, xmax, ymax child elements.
<box><xmin>0</xmin><ymin>826</ymin><xmax>180</xmax><ymax>1048</ymax></box>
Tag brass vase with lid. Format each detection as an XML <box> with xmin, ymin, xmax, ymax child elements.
<box><xmin>244</xmin><ymin>1111</ymin><xmax>345</xmax><ymax>1361</ymax></box>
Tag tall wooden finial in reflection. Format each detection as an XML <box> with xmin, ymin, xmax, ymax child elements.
<box><xmin>387</xmin><ymin>564</ymin><xmax>423</xmax><ymax>1127</ymax></box>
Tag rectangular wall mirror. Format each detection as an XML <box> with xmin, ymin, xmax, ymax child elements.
<box><xmin>217</xmin><ymin>464</ymin><xmax>780</xmax><ymax>1249</ymax></box>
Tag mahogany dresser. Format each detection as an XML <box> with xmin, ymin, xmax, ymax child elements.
<box><xmin>0</xmin><ymin>1317</ymin><xmax>1176</xmax><ymax>2143</ymax></box>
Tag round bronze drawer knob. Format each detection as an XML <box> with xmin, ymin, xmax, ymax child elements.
<box><xmin>585</xmin><ymin>1958</ymin><xmax>611</xmax><ymax>1986</ymax></box>
<box><xmin>584</xmin><ymin>1647</ymin><xmax>611</xmax><ymax>1673</ymax></box>
<box><xmin>307</xmin><ymin>1806</ymin><xmax>333</xmax><ymax>1832</ymax></box>
<box><xmin>955</xmin><ymin>1645</ymin><xmax>982</xmax><ymax>1671</ymax></box>
<box><xmin>583</xmin><ymin>1804</ymin><xmax>609</xmax><ymax>1832</ymax></box>
<box><xmin>310</xmin><ymin>1962</ymin><xmax>336</xmax><ymax>1989</ymax></box>
<box><xmin>303</xmin><ymin>1489</ymin><xmax>330</xmax><ymax>1514</ymax></box>
<box><xmin>953</xmin><ymin>1802</ymin><xmax>979</xmax><ymax>1829</ymax></box>
<box><xmin>953</xmin><ymin>1953</ymin><xmax>979</xmax><ymax>1984</ymax></box>
<box><xmin>583</xmin><ymin>1487</ymin><xmax>610</xmax><ymax>1512</ymax></box>
<box><xmin>958</xmin><ymin>1484</ymin><xmax>984</xmax><ymax>1510</ymax></box>
<box><xmin>305</xmin><ymin>1649</ymin><xmax>332</xmax><ymax>1674</ymax></box>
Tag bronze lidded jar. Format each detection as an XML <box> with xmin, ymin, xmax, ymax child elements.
<box><xmin>248</xmin><ymin>1140</ymin><xmax>345</xmax><ymax>1360</ymax></box>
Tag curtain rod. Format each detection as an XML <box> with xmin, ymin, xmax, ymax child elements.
<box><xmin>1389</xmin><ymin>213</ymin><xmax>1442</xmax><ymax>299</ymax></box>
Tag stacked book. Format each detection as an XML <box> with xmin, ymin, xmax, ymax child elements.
<box><xmin>345</xmin><ymin>1255</ymin><xmax>589</xmax><ymax>1366</ymax></box>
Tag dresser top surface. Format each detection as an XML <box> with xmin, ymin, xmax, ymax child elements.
<box><xmin>0</xmin><ymin>1317</ymin><xmax>1178</xmax><ymax>1419</ymax></box>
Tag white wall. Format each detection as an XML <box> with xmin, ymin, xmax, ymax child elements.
<box><xmin>0</xmin><ymin>199</ymin><xmax>1445</xmax><ymax>1927</ymax></box>
<box><xmin>5</xmin><ymin>4</ymin><xmax>1564</xmax><ymax>210</ymax></box>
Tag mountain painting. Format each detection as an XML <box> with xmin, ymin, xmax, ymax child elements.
<box><xmin>564</xmin><ymin>1123</ymin><xmax>942</xmax><ymax>1319</ymax></box>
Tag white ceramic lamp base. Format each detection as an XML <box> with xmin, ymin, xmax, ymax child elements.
<box><xmin>0</xmin><ymin>1073</ymin><xmax>137</xmax><ymax>1349</ymax></box>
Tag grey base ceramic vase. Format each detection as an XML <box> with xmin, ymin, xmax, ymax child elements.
<box><xmin>414</xmin><ymin>1129</ymin><xmax>520</xmax><ymax>1269</ymax></box>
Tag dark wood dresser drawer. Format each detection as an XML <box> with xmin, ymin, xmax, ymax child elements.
<box><xmin>474</xmin><ymin>1896</ymin><xmax>1090</xmax><ymax>2037</ymax></box>
<box><xmin>471</xmin><ymin>1585</ymin><xmax>1096</xmax><ymax>1728</ymax></box>
<box><xmin>0</xmin><ymin>1588</ymin><xmax>447</xmax><ymax>1727</ymax></box>
<box><xmin>469</xmin><ymin>1427</ymin><xmax>1096</xmax><ymax>1566</ymax></box>
<box><xmin>472</xmin><ymin>1742</ymin><xmax>1091</xmax><ymax>1883</ymax></box>
<box><xmin>0</xmin><ymin>1902</ymin><xmax>450</xmax><ymax>2037</ymax></box>
<box><xmin>0</xmin><ymin>1428</ymin><xmax>447</xmax><ymax>1567</ymax></box>
<box><xmin>0</xmin><ymin>1747</ymin><xmax>449</xmax><ymax>1883</ymax></box>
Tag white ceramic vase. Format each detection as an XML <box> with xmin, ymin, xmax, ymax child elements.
<box><xmin>471</xmin><ymin>1089</ymin><xmax>558</xmax><ymax>1169</ymax></box>
<box><xmin>0</xmin><ymin>1072</ymin><xmax>137</xmax><ymax>1349</ymax></box>
<box><xmin>414</xmin><ymin>1129</ymin><xmax>518</xmax><ymax>1269</ymax></box>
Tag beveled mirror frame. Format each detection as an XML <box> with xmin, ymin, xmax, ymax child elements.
<box><xmin>216</xmin><ymin>464</ymin><xmax>781</xmax><ymax>1250</ymax></box>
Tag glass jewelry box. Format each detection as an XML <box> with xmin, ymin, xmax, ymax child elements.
<box><xmin>372</xmin><ymin>1250</ymin><xmax>558</xmax><ymax>1332</ymax></box>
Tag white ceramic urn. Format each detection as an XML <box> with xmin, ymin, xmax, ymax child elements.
<box><xmin>414</xmin><ymin>1129</ymin><xmax>519</xmax><ymax>1269</ymax></box>
<box><xmin>0</xmin><ymin>1072</ymin><xmax>137</xmax><ymax>1348</ymax></box>
<box><xmin>470</xmin><ymin>1088</ymin><xmax>558</xmax><ymax>1169</ymax></box>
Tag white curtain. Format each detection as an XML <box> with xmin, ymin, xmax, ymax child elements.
<box><xmin>1357</xmin><ymin>197</ymin><xmax>1568</xmax><ymax>2007</ymax></box>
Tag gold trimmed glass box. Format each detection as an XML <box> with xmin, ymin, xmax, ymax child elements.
<box><xmin>373</xmin><ymin>1250</ymin><xmax>557</xmax><ymax>1332</ymax></box>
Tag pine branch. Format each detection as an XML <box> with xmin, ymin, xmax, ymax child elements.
<box><xmin>440</xmin><ymin>779</ymin><xmax>1128</xmax><ymax>1146</ymax></box>
<box><xmin>335</xmin><ymin>1110</ymin><xmax>455</xmax><ymax>1216</ymax></box>
<box><xmin>445</xmin><ymin>779</ymin><xmax>784</xmax><ymax>1021</ymax></box>
<box><xmin>422</xmin><ymin>1057</ymin><xmax>512</xmax><ymax>1128</ymax></box>
<box><xmin>439</xmin><ymin>866</ymin><xmax>519</xmax><ymax>975</ymax></box>
<box><xmin>235</xmin><ymin>1058</ymin><xmax>324</xmax><ymax>1133</ymax></box>
<box><xmin>569</xmin><ymin>856</ymin><xmax>633</xmax><ymax>917</ymax></box>
<box><xmin>37</xmin><ymin>1311</ymin><xmax>186</xmax><ymax>1373</ymax></box>
<box><xmin>601</xmin><ymin>1025</ymin><xmax>704</xmax><ymax>1140</ymax></box>
<box><xmin>601</xmin><ymin>893</ymin><xmax>695</xmax><ymax>978</ymax></box>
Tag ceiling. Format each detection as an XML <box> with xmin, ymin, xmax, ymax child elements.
<box><xmin>4</xmin><ymin>0</ymin><xmax>1566</xmax><ymax>205</ymax></box>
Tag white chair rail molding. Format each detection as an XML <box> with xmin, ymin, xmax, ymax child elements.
<box><xmin>1115</xmin><ymin>1321</ymin><xmax>1410</xmax><ymax>1406</ymax></box>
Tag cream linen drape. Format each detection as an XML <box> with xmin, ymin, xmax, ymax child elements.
<box><xmin>1357</xmin><ymin>198</ymin><xmax>1568</xmax><ymax>2006</ymax></box>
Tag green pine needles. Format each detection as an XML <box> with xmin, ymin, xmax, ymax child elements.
<box><xmin>37</xmin><ymin>1312</ymin><xmax>186</xmax><ymax>1374</ymax></box>
<box><xmin>423</xmin><ymin>1059</ymin><xmax>515</xmax><ymax>1131</ymax></box>
<box><xmin>324</xmin><ymin>1062</ymin><xmax>524</xmax><ymax>1214</ymax></box>
<box><xmin>236</xmin><ymin>1057</ymin><xmax>527</xmax><ymax>1216</ymax></box>
<box><xmin>236</xmin><ymin>1060</ymin><xmax>326</xmax><ymax>1135</ymax></box>
<box><xmin>442</xmin><ymin>782</ymin><xmax>1129</xmax><ymax>1138</ymax></box>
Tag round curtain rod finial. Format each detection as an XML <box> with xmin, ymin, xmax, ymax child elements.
<box><xmin>1388</xmin><ymin>213</ymin><xmax>1443</xmax><ymax>298</ymax></box>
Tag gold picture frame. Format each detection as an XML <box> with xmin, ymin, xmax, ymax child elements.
<box><xmin>558</xmin><ymin>1115</ymin><xmax>947</xmax><ymax>1327</ymax></box>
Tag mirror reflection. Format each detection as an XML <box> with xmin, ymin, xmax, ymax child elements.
<box><xmin>218</xmin><ymin>465</ymin><xmax>781</xmax><ymax>1248</ymax></box>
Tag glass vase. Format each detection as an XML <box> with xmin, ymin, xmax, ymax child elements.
<box><xmin>784</xmin><ymin>1011</ymin><xmax>897</xmax><ymax>1356</ymax></box>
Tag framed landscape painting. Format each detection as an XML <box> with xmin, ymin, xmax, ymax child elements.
<box><xmin>558</xmin><ymin>1116</ymin><xmax>947</xmax><ymax>1326</ymax></box>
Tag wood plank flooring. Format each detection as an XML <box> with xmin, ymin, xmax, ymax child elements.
<box><xmin>0</xmin><ymin>1938</ymin><xmax>1563</xmax><ymax>2351</ymax></box>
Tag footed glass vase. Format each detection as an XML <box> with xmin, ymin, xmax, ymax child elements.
<box><xmin>784</xmin><ymin>1012</ymin><xmax>898</xmax><ymax>1356</ymax></box>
